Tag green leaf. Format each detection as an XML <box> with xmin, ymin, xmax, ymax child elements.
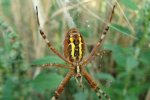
<box><xmin>110</xmin><ymin>81</ymin><xmax>124</xmax><ymax>95</ymax></box>
<box><xmin>120</xmin><ymin>0</ymin><xmax>138</xmax><ymax>10</ymax></box>
<box><xmin>104</xmin><ymin>44</ymin><xmax>126</xmax><ymax>67</ymax></box>
<box><xmin>1</xmin><ymin>0</ymin><xmax>12</xmax><ymax>17</ymax></box>
<box><xmin>96</xmin><ymin>73</ymin><xmax>115</xmax><ymax>82</ymax></box>
<box><xmin>111</xmin><ymin>45</ymin><xmax>126</xmax><ymax>67</ymax></box>
<box><xmin>113</xmin><ymin>52</ymin><xmax>126</xmax><ymax>67</ymax></box>
<box><xmin>126</xmin><ymin>56</ymin><xmax>138</xmax><ymax>71</ymax></box>
<box><xmin>139</xmin><ymin>51</ymin><xmax>150</xmax><ymax>64</ymax></box>
<box><xmin>3</xmin><ymin>78</ymin><xmax>14</xmax><ymax>100</ymax></box>
<box><xmin>32</xmin><ymin>56</ymin><xmax>65</xmax><ymax>65</ymax></box>
<box><xmin>129</xmin><ymin>83</ymin><xmax>150</xmax><ymax>95</ymax></box>
<box><xmin>74</xmin><ymin>91</ymin><xmax>88</xmax><ymax>100</ymax></box>
<box><xmin>117</xmin><ymin>72</ymin><xmax>128</xmax><ymax>80</ymax></box>
<box><xmin>110</xmin><ymin>23</ymin><xmax>131</xmax><ymax>36</ymax></box>
<box><xmin>32</xmin><ymin>72</ymin><xmax>63</xmax><ymax>93</ymax></box>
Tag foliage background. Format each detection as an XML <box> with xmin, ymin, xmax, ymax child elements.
<box><xmin>0</xmin><ymin>0</ymin><xmax>150</xmax><ymax>100</ymax></box>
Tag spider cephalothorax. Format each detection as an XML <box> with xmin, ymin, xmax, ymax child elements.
<box><xmin>34</xmin><ymin>1</ymin><xmax>117</xmax><ymax>100</ymax></box>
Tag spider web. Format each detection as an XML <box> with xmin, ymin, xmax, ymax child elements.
<box><xmin>54</xmin><ymin>0</ymin><xmax>137</xmax><ymax>40</ymax></box>
<box><xmin>53</xmin><ymin>0</ymin><xmax>138</xmax><ymax>88</ymax></box>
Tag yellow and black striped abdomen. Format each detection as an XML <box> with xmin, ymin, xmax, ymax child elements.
<box><xmin>64</xmin><ymin>28</ymin><xmax>85</xmax><ymax>62</ymax></box>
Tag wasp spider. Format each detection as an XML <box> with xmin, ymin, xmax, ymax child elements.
<box><xmin>34</xmin><ymin>1</ymin><xmax>116</xmax><ymax>100</ymax></box>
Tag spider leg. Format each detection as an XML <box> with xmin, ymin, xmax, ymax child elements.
<box><xmin>82</xmin><ymin>70</ymin><xmax>111</xmax><ymax>100</ymax></box>
<box><xmin>51</xmin><ymin>71</ymin><xmax>73</xmax><ymax>100</ymax></box>
<box><xmin>81</xmin><ymin>2</ymin><xmax>116</xmax><ymax>66</ymax></box>
<box><xmin>35</xmin><ymin>6</ymin><xmax>71</xmax><ymax>64</ymax></box>
<box><xmin>32</xmin><ymin>63</ymin><xmax>74</xmax><ymax>70</ymax></box>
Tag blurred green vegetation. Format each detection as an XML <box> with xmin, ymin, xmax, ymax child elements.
<box><xmin>0</xmin><ymin>0</ymin><xmax>150</xmax><ymax>100</ymax></box>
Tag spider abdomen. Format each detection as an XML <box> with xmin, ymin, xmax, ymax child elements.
<box><xmin>64</xmin><ymin>28</ymin><xmax>85</xmax><ymax>62</ymax></box>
